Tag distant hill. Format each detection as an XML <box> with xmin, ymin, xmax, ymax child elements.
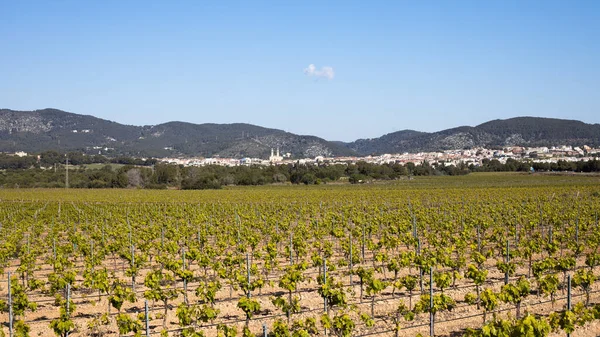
<box><xmin>2</xmin><ymin>110</ymin><xmax>599</xmax><ymax>158</ymax></box>
<box><xmin>0</xmin><ymin>109</ymin><xmax>355</xmax><ymax>158</ymax></box>
<box><xmin>346</xmin><ymin>117</ymin><xmax>600</xmax><ymax>155</ymax></box>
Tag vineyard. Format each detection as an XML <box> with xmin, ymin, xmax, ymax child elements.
<box><xmin>1</xmin><ymin>174</ymin><xmax>600</xmax><ymax>337</ymax></box>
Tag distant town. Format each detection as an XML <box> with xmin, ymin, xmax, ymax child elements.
<box><xmin>160</xmin><ymin>145</ymin><xmax>600</xmax><ymax>168</ymax></box>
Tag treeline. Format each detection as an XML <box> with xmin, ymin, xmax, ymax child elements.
<box><xmin>0</xmin><ymin>151</ymin><xmax>157</xmax><ymax>169</ymax></box>
<box><xmin>1</xmin><ymin>154</ymin><xmax>600</xmax><ymax>189</ymax></box>
<box><xmin>472</xmin><ymin>158</ymin><xmax>600</xmax><ymax>173</ymax></box>
<box><xmin>0</xmin><ymin>161</ymin><xmax>466</xmax><ymax>189</ymax></box>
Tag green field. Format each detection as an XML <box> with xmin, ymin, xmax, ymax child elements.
<box><xmin>81</xmin><ymin>163</ymin><xmax>127</xmax><ymax>170</ymax></box>
<box><xmin>1</xmin><ymin>172</ymin><xmax>599</xmax><ymax>203</ymax></box>
<box><xmin>1</xmin><ymin>173</ymin><xmax>600</xmax><ymax>337</ymax></box>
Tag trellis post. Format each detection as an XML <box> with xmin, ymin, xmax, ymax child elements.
<box><xmin>8</xmin><ymin>271</ymin><xmax>13</xmax><ymax>337</ymax></box>
<box><xmin>430</xmin><ymin>267</ymin><xmax>434</xmax><ymax>337</ymax></box>
<box><xmin>145</xmin><ymin>300</ymin><xmax>150</xmax><ymax>337</ymax></box>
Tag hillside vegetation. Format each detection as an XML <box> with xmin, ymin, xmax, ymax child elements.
<box><xmin>347</xmin><ymin>117</ymin><xmax>600</xmax><ymax>155</ymax></box>
<box><xmin>0</xmin><ymin>109</ymin><xmax>353</xmax><ymax>158</ymax></box>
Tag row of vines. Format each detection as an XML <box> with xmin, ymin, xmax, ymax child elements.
<box><xmin>1</xmin><ymin>183</ymin><xmax>600</xmax><ymax>336</ymax></box>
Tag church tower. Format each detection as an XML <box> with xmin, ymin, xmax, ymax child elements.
<box><xmin>269</xmin><ymin>147</ymin><xmax>283</xmax><ymax>162</ymax></box>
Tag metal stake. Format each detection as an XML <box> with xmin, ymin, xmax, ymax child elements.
<box><xmin>505</xmin><ymin>240</ymin><xmax>510</xmax><ymax>285</ymax></box>
<box><xmin>8</xmin><ymin>272</ymin><xmax>13</xmax><ymax>337</ymax></box>
<box><xmin>145</xmin><ymin>300</ymin><xmax>150</xmax><ymax>337</ymax></box>
<box><xmin>289</xmin><ymin>232</ymin><xmax>293</xmax><ymax>265</ymax></box>
<box><xmin>567</xmin><ymin>274</ymin><xmax>572</xmax><ymax>337</ymax></box>
<box><xmin>349</xmin><ymin>232</ymin><xmax>353</xmax><ymax>288</ymax></box>
<box><xmin>362</xmin><ymin>224</ymin><xmax>366</xmax><ymax>261</ymax></box>
<box><xmin>131</xmin><ymin>244</ymin><xmax>135</xmax><ymax>293</ymax></box>
<box><xmin>246</xmin><ymin>253</ymin><xmax>251</xmax><ymax>299</ymax></box>
<box><xmin>182</xmin><ymin>247</ymin><xmax>187</xmax><ymax>304</ymax></box>
<box><xmin>66</xmin><ymin>283</ymin><xmax>71</xmax><ymax>337</ymax></box>
<box><xmin>430</xmin><ymin>267</ymin><xmax>434</xmax><ymax>337</ymax></box>
<box><xmin>323</xmin><ymin>259</ymin><xmax>328</xmax><ymax>313</ymax></box>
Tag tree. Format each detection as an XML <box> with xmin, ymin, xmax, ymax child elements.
<box><xmin>126</xmin><ymin>168</ymin><xmax>144</xmax><ymax>187</ymax></box>
<box><xmin>154</xmin><ymin>164</ymin><xmax>180</xmax><ymax>185</ymax></box>
<box><xmin>301</xmin><ymin>173</ymin><xmax>317</xmax><ymax>185</ymax></box>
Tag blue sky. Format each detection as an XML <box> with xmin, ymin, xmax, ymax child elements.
<box><xmin>1</xmin><ymin>1</ymin><xmax>599</xmax><ymax>141</ymax></box>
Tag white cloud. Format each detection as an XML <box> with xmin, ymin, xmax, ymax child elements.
<box><xmin>303</xmin><ymin>64</ymin><xmax>334</xmax><ymax>80</ymax></box>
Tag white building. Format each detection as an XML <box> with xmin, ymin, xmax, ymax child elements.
<box><xmin>269</xmin><ymin>148</ymin><xmax>283</xmax><ymax>162</ymax></box>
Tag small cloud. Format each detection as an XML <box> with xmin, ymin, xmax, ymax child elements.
<box><xmin>303</xmin><ymin>64</ymin><xmax>334</xmax><ymax>80</ymax></box>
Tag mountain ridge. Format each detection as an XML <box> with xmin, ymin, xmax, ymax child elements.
<box><xmin>0</xmin><ymin>108</ymin><xmax>354</xmax><ymax>158</ymax></box>
<box><xmin>1</xmin><ymin>109</ymin><xmax>599</xmax><ymax>157</ymax></box>
<box><xmin>346</xmin><ymin>116</ymin><xmax>600</xmax><ymax>155</ymax></box>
